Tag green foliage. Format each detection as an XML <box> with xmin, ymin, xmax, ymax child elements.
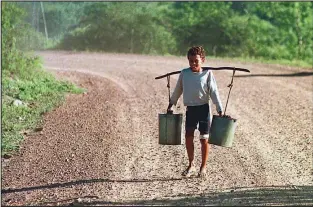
<box><xmin>5</xmin><ymin>2</ymin><xmax>313</xmax><ymax>65</ymax></box>
<box><xmin>2</xmin><ymin>2</ymin><xmax>25</xmax><ymax>53</ymax></box>
<box><xmin>218</xmin><ymin>15</ymin><xmax>251</xmax><ymax>57</ymax></box>
<box><xmin>248</xmin><ymin>2</ymin><xmax>313</xmax><ymax>62</ymax></box>
<box><xmin>16</xmin><ymin>27</ymin><xmax>48</xmax><ymax>51</ymax></box>
<box><xmin>54</xmin><ymin>2</ymin><xmax>313</xmax><ymax>65</ymax></box>
<box><xmin>57</xmin><ymin>2</ymin><xmax>177</xmax><ymax>55</ymax></box>
<box><xmin>2</xmin><ymin>58</ymin><xmax>84</xmax><ymax>155</ymax></box>
<box><xmin>40</xmin><ymin>2</ymin><xmax>87</xmax><ymax>38</ymax></box>
<box><xmin>2</xmin><ymin>2</ymin><xmax>46</xmax><ymax>51</ymax></box>
<box><xmin>163</xmin><ymin>2</ymin><xmax>234</xmax><ymax>55</ymax></box>
<box><xmin>10</xmin><ymin>1</ymin><xmax>312</xmax><ymax>65</ymax></box>
<box><xmin>2</xmin><ymin>67</ymin><xmax>84</xmax><ymax>156</ymax></box>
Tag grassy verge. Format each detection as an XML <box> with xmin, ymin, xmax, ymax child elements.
<box><xmin>1</xmin><ymin>53</ymin><xmax>85</xmax><ymax>157</ymax></box>
<box><xmin>207</xmin><ymin>56</ymin><xmax>312</xmax><ymax>69</ymax></box>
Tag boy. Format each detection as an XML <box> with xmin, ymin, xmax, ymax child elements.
<box><xmin>167</xmin><ymin>46</ymin><xmax>223</xmax><ymax>177</ymax></box>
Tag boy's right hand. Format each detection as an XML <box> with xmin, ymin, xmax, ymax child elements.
<box><xmin>167</xmin><ymin>103</ymin><xmax>173</xmax><ymax>114</ymax></box>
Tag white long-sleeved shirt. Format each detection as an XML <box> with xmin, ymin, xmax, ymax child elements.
<box><xmin>170</xmin><ymin>68</ymin><xmax>223</xmax><ymax>113</ymax></box>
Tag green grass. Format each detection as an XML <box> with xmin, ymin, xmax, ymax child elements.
<box><xmin>2</xmin><ymin>53</ymin><xmax>85</xmax><ymax>156</ymax></box>
<box><xmin>209</xmin><ymin>55</ymin><xmax>312</xmax><ymax>69</ymax></box>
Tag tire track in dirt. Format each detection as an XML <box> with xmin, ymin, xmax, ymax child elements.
<box><xmin>228</xmin><ymin>74</ymin><xmax>312</xmax><ymax>185</ymax></box>
<box><xmin>46</xmin><ymin>66</ymin><xmax>131</xmax><ymax>94</ymax></box>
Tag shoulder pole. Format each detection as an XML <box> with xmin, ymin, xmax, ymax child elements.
<box><xmin>155</xmin><ymin>66</ymin><xmax>250</xmax><ymax>80</ymax></box>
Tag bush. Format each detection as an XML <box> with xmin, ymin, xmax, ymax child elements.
<box><xmin>56</xmin><ymin>2</ymin><xmax>178</xmax><ymax>55</ymax></box>
<box><xmin>2</xmin><ymin>62</ymin><xmax>85</xmax><ymax>156</ymax></box>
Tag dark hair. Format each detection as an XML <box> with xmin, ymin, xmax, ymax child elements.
<box><xmin>187</xmin><ymin>46</ymin><xmax>206</xmax><ymax>60</ymax></box>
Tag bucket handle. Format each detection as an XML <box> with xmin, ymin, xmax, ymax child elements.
<box><xmin>207</xmin><ymin>69</ymin><xmax>236</xmax><ymax>116</ymax></box>
<box><xmin>166</xmin><ymin>76</ymin><xmax>174</xmax><ymax>114</ymax></box>
<box><xmin>223</xmin><ymin>70</ymin><xmax>236</xmax><ymax>116</ymax></box>
<box><xmin>167</xmin><ymin>75</ymin><xmax>171</xmax><ymax>103</ymax></box>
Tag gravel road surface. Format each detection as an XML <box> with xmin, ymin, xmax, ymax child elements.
<box><xmin>2</xmin><ymin>51</ymin><xmax>312</xmax><ymax>206</ymax></box>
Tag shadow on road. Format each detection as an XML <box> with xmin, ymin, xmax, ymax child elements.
<box><xmin>235</xmin><ymin>71</ymin><xmax>313</xmax><ymax>78</ymax></box>
<box><xmin>72</xmin><ymin>185</ymin><xmax>313</xmax><ymax>206</ymax></box>
<box><xmin>2</xmin><ymin>181</ymin><xmax>313</xmax><ymax>206</ymax></box>
<box><xmin>1</xmin><ymin>177</ymin><xmax>194</xmax><ymax>194</ymax></box>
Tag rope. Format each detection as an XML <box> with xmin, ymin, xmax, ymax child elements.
<box><xmin>224</xmin><ymin>70</ymin><xmax>236</xmax><ymax>116</ymax></box>
<box><xmin>167</xmin><ymin>75</ymin><xmax>171</xmax><ymax>103</ymax></box>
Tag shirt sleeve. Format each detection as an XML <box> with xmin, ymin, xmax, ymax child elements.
<box><xmin>208</xmin><ymin>71</ymin><xmax>223</xmax><ymax>113</ymax></box>
<box><xmin>170</xmin><ymin>72</ymin><xmax>183</xmax><ymax>105</ymax></box>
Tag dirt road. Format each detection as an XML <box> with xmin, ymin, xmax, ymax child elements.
<box><xmin>2</xmin><ymin>51</ymin><xmax>312</xmax><ymax>206</ymax></box>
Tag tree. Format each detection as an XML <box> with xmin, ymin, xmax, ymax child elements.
<box><xmin>59</xmin><ymin>2</ymin><xmax>177</xmax><ymax>55</ymax></box>
<box><xmin>250</xmin><ymin>2</ymin><xmax>313</xmax><ymax>60</ymax></box>
<box><xmin>162</xmin><ymin>2</ymin><xmax>237</xmax><ymax>56</ymax></box>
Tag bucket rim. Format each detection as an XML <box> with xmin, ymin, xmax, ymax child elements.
<box><xmin>212</xmin><ymin>114</ymin><xmax>237</xmax><ymax>121</ymax></box>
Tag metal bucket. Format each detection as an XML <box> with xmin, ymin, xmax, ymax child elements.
<box><xmin>209</xmin><ymin>115</ymin><xmax>237</xmax><ymax>147</ymax></box>
<box><xmin>158</xmin><ymin>113</ymin><xmax>183</xmax><ymax>145</ymax></box>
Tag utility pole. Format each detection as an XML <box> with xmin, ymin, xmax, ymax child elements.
<box><xmin>40</xmin><ymin>1</ymin><xmax>48</xmax><ymax>40</ymax></box>
<box><xmin>32</xmin><ymin>2</ymin><xmax>36</xmax><ymax>29</ymax></box>
<box><xmin>35</xmin><ymin>2</ymin><xmax>39</xmax><ymax>31</ymax></box>
<box><xmin>31</xmin><ymin>2</ymin><xmax>39</xmax><ymax>31</ymax></box>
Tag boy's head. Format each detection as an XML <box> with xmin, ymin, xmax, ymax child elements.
<box><xmin>187</xmin><ymin>46</ymin><xmax>205</xmax><ymax>72</ymax></box>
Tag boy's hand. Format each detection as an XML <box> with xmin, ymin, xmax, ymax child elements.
<box><xmin>218</xmin><ymin>111</ymin><xmax>223</xmax><ymax>116</ymax></box>
<box><xmin>167</xmin><ymin>103</ymin><xmax>173</xmax><ymax>114</ymax></box>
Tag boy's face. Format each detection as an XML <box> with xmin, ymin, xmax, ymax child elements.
<box><xmin>188</xmin><ymin>55</ymin><xmax>204</xmax><ymax>72</ymax></box>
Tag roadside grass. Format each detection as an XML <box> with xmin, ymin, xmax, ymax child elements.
<box><xmin>2</xmin><ymin>53</ymin><xmax>85</xmax><ymax>156</ymax></box>
<box><xmin>161</xmin><ymin>52</ymin><xmax>312</xmax><ymax>69</ymax></box>
<box><xmin>208</xmin><ymin>55</ymin><xmax>312</xmax><ymax>69</ymax></box>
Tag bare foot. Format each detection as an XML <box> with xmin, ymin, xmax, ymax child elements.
<box><xmin>198</xmin><ymin>167</ymin><xmax>207</xmax><ymax>178</ymax></box>
<box><xmin>181</xmin><ymin>166</ymin><xmax>195</xmax><ymax>177</ymax></box>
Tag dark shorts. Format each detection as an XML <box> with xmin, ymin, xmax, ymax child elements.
<box><xmin>185</xmin><ymin>104</ymin><xmax>210</xmax><ymax>134</ymax></box>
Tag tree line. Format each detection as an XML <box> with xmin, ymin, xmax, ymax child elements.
<box><xmin>5</xmin><ymin>2</ymin><xmax>313</xmax><ymax>64</ymax></box>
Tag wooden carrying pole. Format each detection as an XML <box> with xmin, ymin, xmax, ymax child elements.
<box><xmin>155</xmin><ymin>66</ymin><xmax>250</xmax><ymax>80</ymax></box>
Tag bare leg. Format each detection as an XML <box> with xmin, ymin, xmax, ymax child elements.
<box><xmin>186</xmin><ymin>129</ymin><xmax>195</xmax><ymax>168</ymax></box>
<box><xmin>199</xmin><ymin>138</ymin><xmax>209</xmax><ymax>175</ymax></box>
<box><xmin>182</xmin><ymin>128</ymin><xmax>195</xmax><ymax>176</ymax></box>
